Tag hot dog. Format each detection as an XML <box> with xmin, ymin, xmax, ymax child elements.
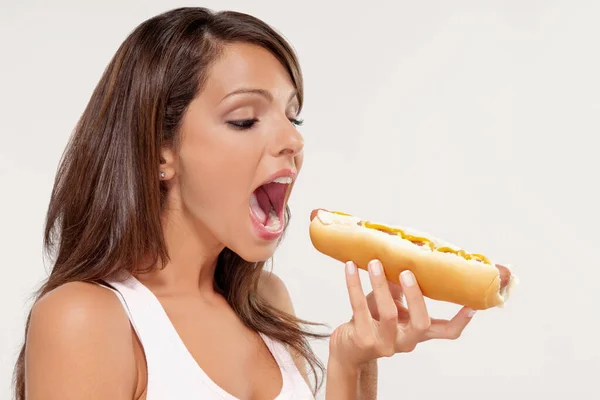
<box><xmin>309</xmin><ymin>209</ymin><xmax>518</xmax><ymax>310</ymax></box>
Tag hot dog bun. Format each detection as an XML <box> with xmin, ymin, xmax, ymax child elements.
<box><xmin>309</xmin><ymin>209</ymin><xmax>518</xmax><ymax>310</ymax></box>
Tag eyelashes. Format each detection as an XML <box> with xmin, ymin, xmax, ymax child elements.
<box><xmin>227</xmin><ymin>118</ymin><xmax>259</xmax><ymax>130</ymax></box>
<box><xmin>227</xmin><ymin>117</ymin><xmax>304</xmax><ymax>131</ymax></box>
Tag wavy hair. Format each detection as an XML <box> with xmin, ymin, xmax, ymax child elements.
<box><xmin>13</xmin><ymin>7</ymin><xmax>327</xmax><ymax>399</ymax></box>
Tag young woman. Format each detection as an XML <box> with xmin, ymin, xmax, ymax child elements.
<box><xmin>13</xmin><ymin>7</ymin><xmax>475</xmax><ymax>400</ymax></box>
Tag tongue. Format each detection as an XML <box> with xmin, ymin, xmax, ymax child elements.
<box><xmin>262</xmin><ymin>182</ymin><xmax>287</xmax><ymax>213</ymax></box>
<box><xmin>250</xmin><ymin>187</ymin><xmax>272</xmax><ymax>224</ymax></box>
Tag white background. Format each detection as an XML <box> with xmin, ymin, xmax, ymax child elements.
<box><xmin>1</xmin><ymin>0</ymin><xmax>599</xmax><ymax>399</ymax></box>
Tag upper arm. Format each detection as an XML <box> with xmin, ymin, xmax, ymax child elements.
<box><xmin>25</xmin><ymin>281</ymin><xmax>137</xmax><ymax>400</ymax></box>
<box><xmin>257</xmin><ymin>271</ymin><xmax>310</xmax><ymax>384</ymax></box>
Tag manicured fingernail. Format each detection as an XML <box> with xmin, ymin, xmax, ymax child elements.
<box><xmin>467</xmin><ymin>309</ymin><xmax>477</xmax><ymax>318</ymax></box>
<box><xmin>400</xmin><ymin>270</ymin><xmax>415</xmax><ymax>287</ymax></box>
<box><xmin>346</xmin><ymin>261</ymin><xmax>356</xmax><ymax>275</ymax></box>
<box><xmin>368</xmin><ymin>260</ymin><xmax>382</xmax><ymax>276</ymax></box>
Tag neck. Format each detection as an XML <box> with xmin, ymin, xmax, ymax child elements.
<box><xmin>136</xmin><ymin>203</ymin><xmax>225</xmax><ymax>296</ymax></box>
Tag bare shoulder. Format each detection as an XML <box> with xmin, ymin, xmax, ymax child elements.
<box><xmin>25</xmin><ymin>281</ymin><xmax>137</xmax><ymax>400</ymax></box>
<box><xmin>257</xmin><ymin>270</ymin><xmax>296</xmax><ymax>315</ymax></box>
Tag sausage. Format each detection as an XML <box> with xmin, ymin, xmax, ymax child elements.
<box><xmin>310</xmin><ymin>208</ymin><xmax>326</xmax><ymax>221</ymax></box>
<box><xmin>495</xmin><ymin>264</ymin><xmax>511</xmax><ymax>289</ymax></box>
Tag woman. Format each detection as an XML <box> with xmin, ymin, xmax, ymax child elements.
<box><xmin>13</xmin><ymin>7</ymin><xmax>475</xmax><ymax>400</ymax></box>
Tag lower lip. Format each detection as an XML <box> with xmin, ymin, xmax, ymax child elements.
<box><xmin>249</xmin><ymin>207</ymin><xmax>284</xmax><ymax>241</ymax></box>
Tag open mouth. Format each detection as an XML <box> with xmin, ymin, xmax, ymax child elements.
<box><xmin>249</xmin><ymin>176</ymin><xmax>292</xmax><ymax>234</ymax></box>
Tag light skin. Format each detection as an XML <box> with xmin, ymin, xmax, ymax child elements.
<box><xmin>24</xmin><ymin>43</ymin><xmax>475</xmax><ymax>400</ymax></box>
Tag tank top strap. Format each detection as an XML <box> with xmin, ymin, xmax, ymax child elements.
<box><xmin>95</xmin><ymin>275</ymin><xmax>314</xmax><ymax>399</ymax></box>
<box><xmin>95</xmin><ymin>280</ymin><xmax>143</xmax><ymax>341</ymax></box>
<box><xmin>259</xmin><ymin>333</ymin><xmax>297</xmax><ymax>371</ymax></box>
<box><xmin>258</xmin><ymin>333</ymin><xmax>315</xmax><ymax>399</ymax></box>
<box><xmin>98</xmin><ymin>275</ymin><xmax>238</xmax><ymax>399</ymax></box>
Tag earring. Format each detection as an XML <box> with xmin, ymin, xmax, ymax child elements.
<box><xmin>160</xmin><ymin>171</ymin><xmax>166</xmax><ymax>179</ymax></box>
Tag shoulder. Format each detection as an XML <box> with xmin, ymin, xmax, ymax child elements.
<box><xmin>257</xmin><ymin>271</ymin><xmax>313</xmax><ymax>382</ymax></box>
<box><xmin>25</xmin><ymin>281</ymin><xmax>137</xmax><ymax>399</ymax></box>
<box><xmin>257</xmin><ymin>270</ymin><xmax>296</xmax><ymax>315</ymax></box>
<box><xmin>32</xmin><ymin>280</ymin><xmax>122</xmax><ymax>315</ymax></box>
<box><xmin>29</xmin><ymin>281</ymin><xmax>132</xmax><ymax>341</ymax></box>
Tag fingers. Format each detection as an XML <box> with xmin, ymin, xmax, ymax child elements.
<box><xmin>399</xmin><ymin>270</ymin><xmax>431</xmax><ymax>332</ymax></box>
<box><xmin>345</xmin><ymin>263</ymin><xmax>475</xmax><ymax>360</ymax></box>
<box><xmin>345</xmin><ymin>261</ymin><xmax>373</xmax><ymax>336</ymax></box>
<box><xmin>367</xmin><ymin>260</ymin><xmax>398</xmax><ymax>353</ymax></box>
<box><xmin>388</xmin><ymin>281</ymin><xmax>404</xmax><ymax>306</ymax></box>
<box><xmin>427</xmin><ymin>306</ymin><xmax>476</xmax><ymax>340</ymax></box>
<box><xmin>365</xmin><ymin>282</ymin><xmax>403</xmax><ymax>321</ymax></box>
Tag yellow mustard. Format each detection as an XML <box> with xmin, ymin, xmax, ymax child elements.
<box><xmin>363</xmin><ymin>221</ymin><xmax>405</xmax><ymax>236</ymax></box>
<box><xmin>469</xmin><ymin>253</ymin><xmax>492</xmax><ymax>265</ymax></box>
<box><xmin>356</xmin><ymin>216</ymin><xmax>492</xmax><ymax>262</ymax></box>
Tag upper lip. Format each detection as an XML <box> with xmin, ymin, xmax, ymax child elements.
<box><xmin>259</xmin><ymin>168</ymin><xmax>297</xmax><ymax>187</ymax></box>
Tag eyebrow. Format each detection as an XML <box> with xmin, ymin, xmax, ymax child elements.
<box><xmin>220</xmin><ymin>88</ymin><xmax>299</xmax><ymax>105</ymax></box>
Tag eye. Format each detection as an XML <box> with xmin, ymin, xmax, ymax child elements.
<box><xmin>289</xmin><ymin>117</ymin><xmax>304</xmax><ymax>127</ymax></box>
<box><xmin>227</xmin><ymin>118</ymin><xmax>258</xmax><ymax>130</ymax></box>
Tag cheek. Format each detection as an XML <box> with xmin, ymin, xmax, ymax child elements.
<box><xmin>295</xmin><ymin>152</ymin><xmax>304</xmax><ymax>172</ymax></box>
<box><xmin>177</xmin><ymin>129</ymin><xmax>262</xmax><ymax>219</ymax></box>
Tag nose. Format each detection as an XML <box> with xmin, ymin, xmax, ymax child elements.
<box><xmin>271</xmin><ymin>119</ymin><xmax>304</xmax><ymax>158</ymax></box>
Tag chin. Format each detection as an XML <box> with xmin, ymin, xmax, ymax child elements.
<box><xmin>233</xmin><ymin>243</ymin><xmax>278</xmax><ymax>264</ymax></box>
<box><xmin>229</xmin><ymin>236</ymin><xmax>277</xmax><ymax>262</ymax></box>
<box><xmin>222</xmin><ymin>213</ymin><xmax>287</xmax><ymax>264</ymax></box>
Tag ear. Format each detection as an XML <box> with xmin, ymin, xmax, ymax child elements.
<box><xmin>159</xmin><ymin>146</ymin><xmax>177</xmax><ymax>181</ymax></box>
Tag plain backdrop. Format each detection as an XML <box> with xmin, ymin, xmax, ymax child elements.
<box><xmin>1</xmin><ymin>0</ymin><xmax>599</xmax><ymax>399</ymax></box>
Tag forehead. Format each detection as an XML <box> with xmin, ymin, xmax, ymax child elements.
<box><xmin>201</xmin><ymin>42</ymin><xmax>296</xmax><ymax>100</ymax></box>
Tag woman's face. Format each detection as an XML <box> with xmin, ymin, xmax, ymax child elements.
<box><xmin>164</xmin><ymin>42</ymin><xmax>304</xmax><ymax>262</ymax></box>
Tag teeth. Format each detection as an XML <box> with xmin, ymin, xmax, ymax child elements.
<box><xmin>264</xmin><ymin>206</ymin><xmax>281</xmax><ymax>231</ymax></box>
<box><xmin>271</xmin><ymin>176</ymin><xmax>292</xmax><ymax>184</ymax></box>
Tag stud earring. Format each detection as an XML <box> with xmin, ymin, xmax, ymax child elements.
<box><xmin>160</xmin><ymin>171</ymin><xmax>166</xmax><ymax>179</ymax></box>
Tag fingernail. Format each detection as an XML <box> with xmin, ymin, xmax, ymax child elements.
<box><xmin>400</xmin><ymin>270</ymin><xmax>415</xmax><ymax>287</ymax></box>
<box><xmin>467</xmin><ymin>309</ymin><xmax>477</xmax><ymax>318</ymax></box>
<box><xmin>368</xmin><ymin>260</ymin><xmax>382</xmax><ymax>276</ymax></box>
<box><xmin>346</xmin><ymin>261</ymin><xmax>356</xmax><ymax>275</ymax></box>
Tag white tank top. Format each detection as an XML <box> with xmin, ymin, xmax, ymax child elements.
<box><xmin>97</xmin><ymin>275</ymin><xmax>315</xmax><ymax>400</ymax></box>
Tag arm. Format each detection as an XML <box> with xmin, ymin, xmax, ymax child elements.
<box><xmin>25</xmin><ymin>282</ymin><xmax>138</xmax><ymax>400</ymax></box>
<box><xmin>258</xmin><ymin>271</ymin><xmax>378</xmax><ymax>399</ymax></box>
<box><xmin>325</xmin><ymin>357</ymin><xmax>377</xmax><ymax>400</ymax></box>
<box><xmin>357</xmin><ymin>360</ymin><xmax>378</xmax><ymax>400</ymax></box>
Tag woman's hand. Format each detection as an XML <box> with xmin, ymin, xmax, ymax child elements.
<box><xmin>329</xmin><ymin>259</ymin><xmax>476</xmax><ymax>370</ymax></box>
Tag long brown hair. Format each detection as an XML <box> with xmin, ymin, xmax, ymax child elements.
<box><xmin>13</xmin><ymin>7</ymin><xmax>327</xmax><ymax>399</ymax></box>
